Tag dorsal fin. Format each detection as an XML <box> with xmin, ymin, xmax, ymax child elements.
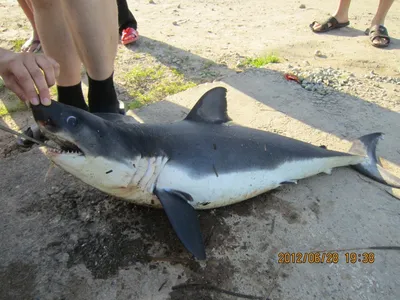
<box><xmin>185</xmin><ymin>87</ymin><xmax>232</xmax><ymax>124</ymax></box>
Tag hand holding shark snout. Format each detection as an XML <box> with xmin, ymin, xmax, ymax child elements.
<box><xmin>0</xmin><ymin>48</ymin><xmax>59</xmax><ymax>106</ymax></box>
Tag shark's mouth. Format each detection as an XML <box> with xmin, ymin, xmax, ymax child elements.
<box><xmin>34</xmin><ymin>119</ymin><xmax>84</xmax><ymax>156</ymax></box>
<box><xmin>43</xmin><ymin>132</ymin><xmax>84</xmax><ymax>156</ymax></box>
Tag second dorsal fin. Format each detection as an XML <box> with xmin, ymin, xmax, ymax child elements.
<box><xmin>185</xmin><ymin>87</ymin><xmax>232</xmax><ymax>124</ymax></box>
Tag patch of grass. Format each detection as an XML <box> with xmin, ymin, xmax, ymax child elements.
<box><xmin>203</xmin><ymin>60</ymin><xmax>216</xmax><ymax>69</ymax></box>
<box><xmin>11</xmin><ymin>38</ymin><xmax>25</xmax><ymax>52</ymax></box>
<box><xmin>49</xmin><ymin>85</ymin><xmax>58</xmax><ymax>98</ymax></box>
<box><xmin>123</xmin><ymin>65</ymin><xmax>196</xmax><ymax>109</ymax></box>
<box><xmin>0</xmin><ymin>96</ymin><xmax>28</xmax><ymax>117</ymax></box>
<box><xmin>80</xmin><ymin>66</ymin><xmax>87</xmax><ymax>76</ymax></box>
<box><xmin>241</xmin><ymin>53</ymin><xmax>280</xmax><ymax>68</ymax></box>
<box><xmin>171</xmin><ymin>68</ymin><xmax>184</xmax><ymax>76</ymax></box>
<box><xmin>0</xmin><ymin>84</ymin><xmax>29</xmax><ymax>116</ymax></box>
<box><xmin>131</xmin><ymin>53</ymin><xmax>143</xmax><ymax>59</ymax></box>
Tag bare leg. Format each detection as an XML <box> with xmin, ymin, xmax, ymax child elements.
<box><xmin>61</xmin><ymin>0</ymin><xmax>118</xmax><ymax>81</ymax></box>
<box><xmin>17</xmin><ymin>0</ymin><xmax>86</xmax><ymax>146</ymax></box>
<box><xmin>59</xmin><ymin>0</ymin><xmax>120</xmax><ymax>113</ymax></box>
<box><xmin>31</xmin><ymin>0</ymin><xmax>82</xmax><ymax>87</ymax></box>
<box><xmin>31</xmin><ymin>0</ymin><xmax>119</xmax><ymax>113</ymax></box>
<box><xmin>312</xmin><ymin>0</ymin><xmax>351</xmax><ymax>31</ymax></box>
<box><xmin>332</xmin><ymin>0</ymin><xmax>352</xmax><ymax>23</ymax></box>
<box><xmin>371</xmin><ymin>0</ymin><xmax>395</xmax><ymax>25</ymax></box>
<box><xmin>18</xmin><ymin>0</ymin><xmax>41</xmax><ymax>52</ymax></box>
<box><xmin>30</xmin><ymin>0</ymin><xmax>87</xmax><ymax>113</ymax></box>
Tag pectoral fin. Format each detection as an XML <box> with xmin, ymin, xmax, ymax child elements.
<box><xmin>155</xmin><ymin>189</ymin><xmax>206</xmax><ymax>260</ymax></box>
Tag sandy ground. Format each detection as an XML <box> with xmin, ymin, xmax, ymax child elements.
<box><xmin>0</xmin><ymin>0</ymin><xmax>400</xmax><ymax>299</ymax></box>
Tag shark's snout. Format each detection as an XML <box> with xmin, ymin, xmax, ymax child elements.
<box><xmin>31</xmin><ymin>100</ymin><xmax>90</xmax><ymax>155</ymax></box>
<box><xmin>31</xmin><ymin>99</ymin><xmax>65</xmax><ymax>124</ymax></box>
<box><xmin>30</xmin><ymin>100</ymin><xmax>122</xmax><ymax>160</ymax></box>
<box><xmin>31</xmin><ymin>100</ymin><xmax>91</xmax><ymax>137</ymax></box>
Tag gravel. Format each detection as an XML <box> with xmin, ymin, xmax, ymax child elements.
<box><xmin>286</xmin><ymin>65</ymin><xmax>400</xmax><ymax>98</ymax></box>
<box><xmin>365</xmin><ymin>70</ymin><xmax>400</xmax><ymax>85</ymax></box>
<box><xmin>288</xmin><ymin>66</ymin><xmax>357</xmax><ymax>95</ymax></box>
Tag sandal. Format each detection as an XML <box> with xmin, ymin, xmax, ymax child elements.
<box><xmin>21</xmin><ymin>38</ymin><xmax>41</xmax><ymax>53</ymax></box>
<box><xmin>365</xmin><ymin>25</ymin><xmax>390</xmax><ymax>48</ymax></box>
<box><xmin>310</xmin><ymin>16</ymin><xmax>350</xmax><ymax>33</ymax></box>
<box><xmin>118</xmin><ymin>100</ymin><xmax>126</xmax><ymax>115</ymax></box>
<box><xmin>121</xmin><ymin>27</ymin><xmax>139</xmax><ymax>45</ymax></box>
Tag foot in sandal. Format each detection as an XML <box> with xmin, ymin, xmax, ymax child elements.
<box><xmin>310</xmin><ymin>16</ymin><xmax>350</xmax><ymax>33</ymax></box>
<box><xmin>21</xmin><ymin>32</ymin><xmax>41</xmax><ymax>53</ymax></box>
<box><xmin>365</xmin><ymin>25</ymin><xmax>391</xmax><ymax>48</ymax></box>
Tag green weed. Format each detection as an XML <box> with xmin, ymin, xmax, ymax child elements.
<box><xmin>11</xmin><ymin>38</ymin><xmax>25</xmax><ymax>52</ymax></box>
<box><xmin>0</xmin><ymin>96</ymin><xmax>28</xmax><ymax>116</ymax></box>
<box><xmin>241</xmin><ymin>53</ymin><xmax>280</xmax><ymax>68</ymax></box>
<box><xmin>124</xmin><ymin>65</ymin><xmax>196</xmax><ymax>109</ymax></box>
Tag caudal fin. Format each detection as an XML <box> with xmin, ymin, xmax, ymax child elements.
<box><xmin>349</xmin><ymin>133</ymin><xmax>400</xmax><ymax>188</ymax></box>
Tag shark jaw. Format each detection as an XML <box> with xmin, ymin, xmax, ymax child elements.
<box><xmin>37</xmin><ymin>127</ymin><xmax>134</xmax><ymax>196</ymax></box>
<box><xmin>40</xmin><ymin>144</ymin><xmax>159</xmax><ymax>204</ymax></box>
<box><xmin>38</xmin><ymin>131</ymin><xmax>166</xmax><ymax>207</ymax></box>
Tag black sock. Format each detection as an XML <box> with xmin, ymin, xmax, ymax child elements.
<box><xmin>87</xmin><ymin>72</ymin><xmax>119</xmax><ymax>113</ymax></box>
<box><xmin>57</xmin><ymin>82</ymin><xmax>88</xmax><ymax>110</ymax></box>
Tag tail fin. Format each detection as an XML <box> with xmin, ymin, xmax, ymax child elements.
<box><xmin>349</xmin><ymin>133</ymin><xmax>400</xmax><ymax>188</ymax></box>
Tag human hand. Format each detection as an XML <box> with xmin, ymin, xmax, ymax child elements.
<box><xmin>0</xmin><ymin>49</ymin><xmax>60</xmax><ymax>106</ymax></box>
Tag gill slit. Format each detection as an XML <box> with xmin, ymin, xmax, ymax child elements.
<box><xmin>129</xmin><ymin>155</ymin><xmax>169</xmax><ymax>193</ymax></box>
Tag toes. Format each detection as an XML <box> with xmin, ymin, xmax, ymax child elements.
<box><xmin>373</xmin><ymin>37</ymin><xmax>389</xmax><ymax>46</ymax></box>
<box><xmin>312</xmin><ymin>23</ymin><xmax>322</xmax><ymax>31</ymax></box>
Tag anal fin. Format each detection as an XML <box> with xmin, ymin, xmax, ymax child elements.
<box><xmin>155</xmin><ymin>189</ymin><xmax>206</xmax><ymax>260</ymax></box>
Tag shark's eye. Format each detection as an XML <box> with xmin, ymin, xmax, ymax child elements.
<box><xmin>66</xmin><ymin>116</ymin><xmax>78</xmax><ymax>127</ymax></box>
<box><xmin>44</xmin><ymin>117</ymin><xmax>54</xmax><ymax>126</ymax></box>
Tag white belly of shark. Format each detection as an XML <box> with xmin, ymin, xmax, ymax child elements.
<box><xmin>154</xmin><ymin>155</ymin><xmax>364</xmax><ymax>210</ymax></box>
<box><xmin>44</xmin><ymin>147</ymin><xmax>364</xmax><ymax>210</ymax></box>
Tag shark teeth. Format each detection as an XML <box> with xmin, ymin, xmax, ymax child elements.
<box><xmin>49</xmin><ymin>148</ymin><xmax>83</xmax><ymax>155</ymax></box>
<box><xmin>44</xmin><ymin>141</ymin><xmax>83</xmax><ymax>155</ymax></box>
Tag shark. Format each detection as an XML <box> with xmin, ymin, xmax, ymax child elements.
<box><xmin>29</xmin><ymin>87</ymin><xmax>400</xmax><ymax>259</ymax></box>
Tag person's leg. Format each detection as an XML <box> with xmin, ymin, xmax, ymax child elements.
<box><xmin>368</xmin><ymin>0</ymin><xmax>394</xmax><ymax>46</ymax></box>
<box><xmin>371</xmin><ymin>0</ymin><xmax>395</xmax><ymax>25</ymax></box>
<box><xmin>31</xmin><ymin>0</ymin><xmax>87</xmax><ymax>110</ymax></box>
<box><xmin>332</xmin><ymin>0</ymin><xmax>352</xmax><ymax>23</ymax></box>
<box><xmin>18</xmin><ymin>0</ymin><xmax>41</xmax><ymax>53</ymax></box>
<box><xmin>60</xmin><ymin>0</ymin><xmax>120</xmax><ymax>113</ymax></box>
<box><xmin>311</xmin><ymin>0</ymin><xmax>351</xmax><ymax>32</ymax></box>
<box><xmin>117</xmin><ymin>0</ymin><xmax>139</xmax><ymax>45</ymax></box>
<box><xmin>17</xmin><ymin>0</ymin><xmax>87</xmax><ymax>147</ymax></box>
<box><xmin>117</xmin><ymin>0</ymin><xmax>138</xmax><ymax>33</ymax></box>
